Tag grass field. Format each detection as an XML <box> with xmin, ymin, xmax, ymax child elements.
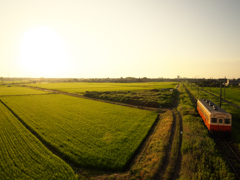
<box><xmin>203</xmin><ymin>86</ymin><xmax>240</xmax><ymax>106</ymax></box>
<box><xmin>0</xmin><ymin>101</ymin><xmax>75</xmax><ymax>180</ymax></box>
<box><xmin>0</xmin><ymin>85</ymin><xmax>49</xmax><ymax>96</ymax></box>
<box><xmin>1</xmin><ymin>94</ymin><xmax>157</xmax><ymax>171</ymax></box>
<box><xmin>26</xmin><ymin>82</ymin><xmax>177</xmax><ymax>94</ymax></box>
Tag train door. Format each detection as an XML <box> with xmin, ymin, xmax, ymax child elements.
<box><xmin>218</xmin><ymin>118</ymin><xmax>223</xmax><ymax>132</ymax></box>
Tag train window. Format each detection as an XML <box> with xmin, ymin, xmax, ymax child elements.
<box><xmin>219</xmin><ymin>119</ymin><xmax>223</xmax><ymax>124</ymax></box>
<box><xmin>211</xmin><ymin>118</ymin><xmax>217</xmax><ymax>123</ymax></box>
<box><xmin>225</xmin><ymin>119</ymin><xmax>231</xmax><ymax>124</ymax></box>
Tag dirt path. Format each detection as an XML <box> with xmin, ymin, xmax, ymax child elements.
<box><xmin>155</xmin><ymin>85</ymin><xmax>183</xmax><ymax>180</ymax></box>
<box><xmin>172</xmin><ymin>111</ymin><xmax>183</xmax><ymax>180</ymax></box>
<box><xmin>154</xmin><ymin>110</ymin><xmax>177</xmax><ymax>180</ymax></box>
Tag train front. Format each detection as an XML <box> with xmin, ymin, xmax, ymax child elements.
<box><xmin>209</xmin><ymin>113</ymin><xmax>232</xmax><ymax>133</ymax></box>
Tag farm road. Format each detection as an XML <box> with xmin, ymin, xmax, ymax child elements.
<box><xmin>154</xmin><ymin>110</ymin><xmax>182</xmax><ymax>180</ymax></box>
<box><xmin>172</xmin><ymin>111</ymin><xmax>183</xmax><ymax>180</ymax></box>
<box><xmin>155</xmin><ymin>84</ymin><xmax>182</xmax><ymax>180</ymax></box>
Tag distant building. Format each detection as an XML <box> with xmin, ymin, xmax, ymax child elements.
<box><xmin>225</xmin><ymin>79</ymin><xmax>240</xmax><ymax>86</ymax></box>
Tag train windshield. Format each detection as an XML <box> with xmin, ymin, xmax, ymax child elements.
<box><xmin>219</xmin><ymin>119</ymin><xmax>223</xmax><ymax>124</ymax></box>
<box><xmin>225</xmin><ymin>119</ymin><xmax>231</xmax><ymax>124</ymax></box>
<box><xmin>211</xmin><ymin>118</ymin><xmax>217</xmax><ymax>123</ymax></box>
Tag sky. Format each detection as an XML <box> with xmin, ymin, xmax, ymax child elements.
<box><xmin>1</xmin><ymin>0</ymin><xmax>240</xmax><ymax>79</ymax></box>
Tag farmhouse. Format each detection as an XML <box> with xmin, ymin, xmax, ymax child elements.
<box><xmin>225</xmin><ymin>79</ymin><xmax>240</xmax><ymax>86</ymax></box>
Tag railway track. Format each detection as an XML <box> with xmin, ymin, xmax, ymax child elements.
<box><xmin>214</xmin><ymin>138</ymin><xmax>240</xmax><ymax>179</ymax></box>
<box><xmin>182</xmin><ymin>84</ymin><xmax>197</xmax><ymax>107</ymax></box>
<box><xmin>183</xmin><ymin>83</ymin><xmax>240</xmax><ymax>179</ymax></box>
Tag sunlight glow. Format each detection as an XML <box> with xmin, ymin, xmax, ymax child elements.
<box><xmin>18</xmin><ymin>26</ymin><xmax>69</xmax><ymax>77</ymax></box>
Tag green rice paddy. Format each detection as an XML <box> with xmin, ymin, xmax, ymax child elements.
<box><xmin>0</xmin><ymin>85</ymin><xmax>49</xmax><ymax>96</ymax></box>
<box><xmin>27</xmin><ymin>82</ymin><xmax>177</xmax><ymax>94</ymax></box>
<box><xmin>1</xmin><ymin>94</ymin><xmax>157</xmax><ymax>171</ymax></box>
<box><xmin>0</xmin><ymin>101</ymin><xmax>75</xmax><ymax>179</ymax></box>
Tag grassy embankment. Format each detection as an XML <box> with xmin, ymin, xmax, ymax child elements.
<box><xmin>26</xmin><ymin>82</ymin><xmax>177</xmax><ymax>94</ymax></box>
<box><xmin>0</xmin><ymin>100</ymin><xmax>75</xmax><ymax>180</ymax></box>
<box><xmin>84</xmin><ymin>89</ymin><xmax>177</xmax><ymax>108</ymax></box>
<box><xmin>177</xmin><ymin>84</ymin><xmax>234</xmax><ymax>179</ymax></box>
<box><xmin>1</xmin><ymin>94</ymin><xmax>157</xmax><ymax>171</ymax></box>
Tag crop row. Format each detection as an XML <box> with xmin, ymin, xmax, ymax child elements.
<box><xmin>1</xmin><ymin>94</ymin><xmax>157</xmax><ymax>171</ymax></box>
<box><xmin>0</xmin><ymin>100</ymin><xmax>75</xmax><ymax>180</ymax></box>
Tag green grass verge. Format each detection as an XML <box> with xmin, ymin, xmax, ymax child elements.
<box><xmin>1</xmin><ymin>94</ymin><xmax>157</xmax><ymax>171</ymax></box>
<box><xmin>0</xmin><ymin>101</ymin><xmax>75</xmax><ymax>180</ymax></box>
<box><xmin>26</xmin><ymin>82</ymin><xmax>178</xmax><ymax>94</ymax></box>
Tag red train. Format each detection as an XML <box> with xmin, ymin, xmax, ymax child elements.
<box><xmin>197</xmin><ymin>99</ymin><xmax>232</xmax><ymax>133</ymax></box>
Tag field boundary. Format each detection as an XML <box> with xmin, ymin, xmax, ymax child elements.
<box><xmin>124</xmin><ymin>113</ymin><xmax>160</xmax><ymax>171</ymax></box>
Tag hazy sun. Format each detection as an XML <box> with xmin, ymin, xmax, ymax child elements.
<box><xmin>18</xmin><ymin>26</ymin><xmax>69</xmax><ymax>77</ymax></box>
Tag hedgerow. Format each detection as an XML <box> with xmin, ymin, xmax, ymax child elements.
<box><xmin>84</xmin><ymin>89</ymin><xmax>177</xmax><ymax>108</ymax></box>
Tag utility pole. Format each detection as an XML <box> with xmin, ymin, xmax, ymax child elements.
<box><xmin>220</xmin><ymin>81</ymin><xmax>222</xmax><ymax>107</ymax></box>
<box><xmin>198</xmin><ymin>83</ymin><xmax>199</xmax><ymax>96</ymax></box>
<box><xmin>209</xmin><ymin>78</ymin><xmax>211</xmax><ymax>92</ymax></box>
<box><xmin>224</xmin><ymin>76</ymin><xmax>226</xmax><ymax>99</ymax></box>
